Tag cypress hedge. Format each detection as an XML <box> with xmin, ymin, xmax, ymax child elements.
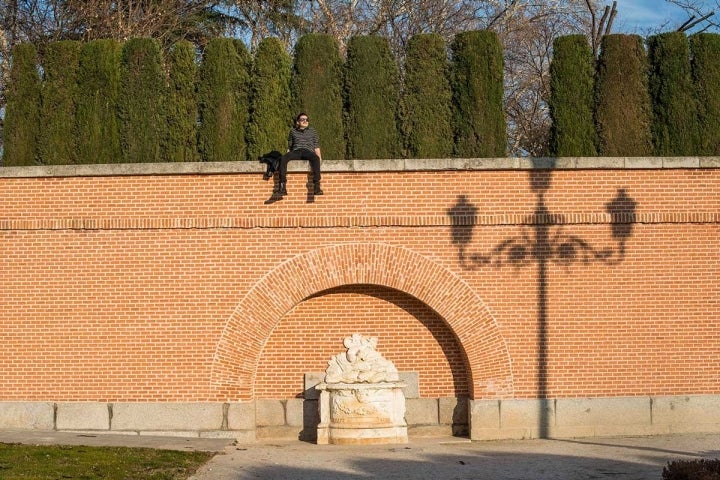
<box><xmin>11</xmin><ymin>32</ymin><xmax>720</xmax><ymax>165</ymax></box>
<box><xmin>247</xmin><ymin>37</ymin><xmax>292</xmax><ymax>160</ymax></box>
<box><xmin>197</xmin><ymin>38</ymin><xmax>251</xmax><ymax>162</ymax></box>
<box><xmin>2</xmin><ymin>43</ymin><xmax>41</xmax><ymax>166</ymax></box>
<box><xmin>344</xmin><ymin>35</ymin><xmax>401</xmax><ymax>159</ymax></box>
<box><xmin>648</xmin><ymin>32</ymin><xmax>699</xmax><ymax>156</ymax></box>
<box><xmin>291</xmin><ymin>34</ymin><xmax>345</xmax><ymax>160</ymax></box>
<box><xmin>690</xmin><ymin>33</ymin><xmax>720</xmax><ymax>155</ymax></box>
<box><xmin>76</xmin><ymin>39</ymin><xmax>122</xmax><ymax>164</ymax></box>
<box><xmin>595</xmin><ymin>34</ymin><xmax>653</xmax><ymax>156</ymax></box>
<box><xmin>548</xmin><ymin>35</ymin><xmax>597</xmax><ymax>156</ymax></box>
<box><xmin>119</xmin><ymin>38</ymin><xmax>167</xmax><ymax>163</ymax></box>
<box><xmin>166</xmin><ymin>40</ymin><xmax>199</xmax><ymax>162</ymax></box>
<box><xmin>402</xmin><ymin>33</ymin><xmax>453</xmax><ymax>159</ymax></box>
<box><xmin>38</xmin><ymin>41</ymin><xmax>81</xmax><ymax>165</ymax></box>
<box><xmin>451</xmin><ymin>30</ymin><xmax>505</xmax><ymax>157</ymax></box>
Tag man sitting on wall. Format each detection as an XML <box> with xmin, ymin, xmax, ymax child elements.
<box><xmin>277</xmin><ymin>113</ymin><xmax>323</xmax><ymax>196</ymax></box>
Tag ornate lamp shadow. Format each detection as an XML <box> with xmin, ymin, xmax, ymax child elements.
<box><xmin>446</xmin><ymin>194</ymin><xmax>478</xmax><ymax>264</ymax></box>
<box><xmin>446</xmin><ymin>170</ymin><xmax>637</xmax><ymax>438</ymax></box>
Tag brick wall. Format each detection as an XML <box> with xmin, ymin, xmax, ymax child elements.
<box><xmin>1</xmin><ymin>159</ymin><xmax>718</xmax><ymax>404</ymax></box>
<box><xmin>255</xmin><ymin>285</ymin><xmax>469</xmax><ymax>399</ymax></box>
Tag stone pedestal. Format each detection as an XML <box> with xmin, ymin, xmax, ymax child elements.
<box><xmin>316</xmin><ymin>382</ymin><xmax>407</xmax><ymax>445</ymax></box>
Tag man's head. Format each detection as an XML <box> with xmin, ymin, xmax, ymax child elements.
<box><xmin>295</xmin><ymin>112</ymin><xmax>309</xmax><ymax>129</ymax></box>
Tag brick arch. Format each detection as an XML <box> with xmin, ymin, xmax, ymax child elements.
<box><xmin>211</xmin><ymin>243</ymin><xmax>514</xmax><ymax>400</ymax></box>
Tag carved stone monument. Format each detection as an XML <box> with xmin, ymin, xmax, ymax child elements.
<box><xmin>316</xmin><ymin>334</ymin><xmax>407</xmax><ymax>444</ymax></box>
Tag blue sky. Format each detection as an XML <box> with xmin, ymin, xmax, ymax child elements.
<box><xmin>614</xmin><ymin>0</ymin><xmax>718</xmax><ymax>33</ymax></box>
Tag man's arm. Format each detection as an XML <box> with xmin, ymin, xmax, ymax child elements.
<box><xmin>312</xmin><ymin>128</ymin><xmax>321</xmax><ymax>160</ymax></box>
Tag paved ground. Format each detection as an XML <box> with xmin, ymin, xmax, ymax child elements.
<box><xmin>2</xmin><ymin>430</ymin><xmax>720</xmax><ymax>480</ymax></box>
<box><xmin>191</xmin><ymin>434</ymin><xmax>720</xmax><ymax>480</ymax></box>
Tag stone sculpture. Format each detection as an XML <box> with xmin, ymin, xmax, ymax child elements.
<box><xmin>324</xmin><ymin>333</ymin><xmax>400</xmax><ymax>384</ymax></box>
<box><xmin>316</xmin><ymin>334</ymin><xmax>407</xmax><ymax>445</ymax></box>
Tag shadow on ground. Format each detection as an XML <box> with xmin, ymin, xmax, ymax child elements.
<box><xmin>191</xmin><ymin>436</ymin><xmax>720</xmax><ymax>480</ymax></box>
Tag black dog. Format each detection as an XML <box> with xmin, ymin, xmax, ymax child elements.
<box><xmin>258</xmin><ymin>150</ymin><xmax>282</xmax><ymax>180</ymax></box>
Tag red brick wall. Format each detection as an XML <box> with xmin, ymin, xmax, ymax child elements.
<box><xmin>1</xmin><ymin>166</ymin><xmax>718</xmax><ymax>402</ymax></box>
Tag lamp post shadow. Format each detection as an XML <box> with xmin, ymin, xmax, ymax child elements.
<box><xmin>447</xmin><ymin>169</ymin><xmax>636</xmax><ymax>438</ymax></box>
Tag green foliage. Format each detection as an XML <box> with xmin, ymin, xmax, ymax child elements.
<box><xmin>9</xmin><ymin>31</ymin><xmax>720</xmax><ymax>165</ymax></box>
<box><xmin>451</xmin><ymin>30</ymin><xmax>505</xmax><ymax>157</ymax></box>
<box><xmin>548</xmin><ymin>35</ymin><xmax>597</xmax><ymax>156</ymax></box>
<box><xmin>197</xmin><ymin>38</ymin><xmax>251</xmax><ymax>162</ymax></box>
<box><xmin>2</xmin><ymin>43</ymin><xmax>41</xmax><ymax>166</ymax></box>
<box><xmin>690</xmin><ymin>33</ymin><xmax>720</xmax><ymax>155</ymax></box>
<box><xmin>344</xmin><ymin>35</ymin><xmax>401</xmax><ymax>159</ymax></box>
<box><xmin>663</xmin><ymin>459</ymin><xmax>720</xmax><ymax>480</ymax></box>
<box><xmin>75</xmin><ymin>39</ymin><xmax>122</xmax><ymax>164</ymax></box>
<box><xmin>38</xmin><ymin>41</ymin><xmax>81</xmax><ymax>165</ymax></box>
<box><xmin>648</xmin><ymin>32</ymin><xmax>699</xmax><ymax>156</ymax></box>
<box><xmin>0</xmin><ymin>443</ymin><xmax>213</xmax><ymax>479</ymax></box>
<box><xmin>291</xmin><ymin>34</ymin><xmax>345</xmax><ymax>160</ymax></box>
<box><xmin>595</xmin><ymin>34</ymin><xmax>653</xmax><ymax>156</ymax></box>
<box><xmin>166</xmin><ymin>40</ymin><xmax>199</xmax><ymax>162</ymax></box>
<box><xmin>119</xmin><ymin>38</ymin><xmax>167</xmax><ymax>163</ymax></box>
<box><xmin>247</xmin><ymin>37</ymin><xmax>292</xmax><ymax>159</ymax></box>
<box><xmin>402</xmin><ymin>33</ymin><xmax>453</xmax><ymax>159</ymax></box>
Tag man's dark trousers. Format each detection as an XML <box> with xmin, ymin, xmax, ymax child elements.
<box><xmin>279</xmin><ymin>148</ymin><xmax>321</xmax><ymax>184</ymax></box>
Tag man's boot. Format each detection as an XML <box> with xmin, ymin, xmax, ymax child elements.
<box><xmin>313</xmin><ymin>182</ymin><xmax>324</xmax><ymax>195</ymax></box>
<box><xmin>278</xmin><ymin>182</ymin><xmax>287</xmax><ymax>196</ymax></box>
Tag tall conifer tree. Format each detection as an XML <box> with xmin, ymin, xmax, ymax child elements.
<box><xmin>247</xmin><ymin>37</ymin><xmax>292</xmax><ymax>159</ymax></box>
<box><xmin>119</xmin><ymin>38</ymin><xmax>167</xmax><ymax>163</ymax></box>
<box><xmin>595</xmin><ymin>34</ymin><xmax>653</xmax><ymax>156</ymax></box>
<box><xmin>197</xmin><ymin>38</ymin><xmax>251</xmax><ymax>162</ymax></box>
<box><xmin>291</xmin><ymin>34</ymin><xmax>345</xmax><ymax>160</ymax></box>
<box><xmin>166</xmin><ymin>40</ymin><xmax>199</xmax><ymax>162</ymax></box>
<box><xmin>345</xmin><ymin>35</ymin><xmax>401</xmax><ymax>159</ymax></box>
<box><xmin>690</xmin><ymin>33</ymin><xmax>720</xmax><ymax>155</ymax></box>
<box><xmin>648</xmin><ymin>32</ymin><xmax>699</xmax><ymax>156</ymax></box>
<box><xmin>76</xmin><ymin>39</ymin><xmax>122</xmax><ymax>164</ymax></box>
<box><xmin>402</xmin><ymin>33</ymin><xmax>453</xmax><ymax>159</ymax></box>
<box><xmin>39</xmin><ymin>41</ymin><xmax>81</xmax><ymax>165</ymax></box>
<box><xmin>450</xmin><ymin>30</ymin><xmax>505</xmax><ymax>158</ymax></box>
<box><xmin>3</xmin><ymin>43</ymin><xmax>41</xmax><ymax>166</ymax></box>
<box><xmin>548</xmin><ymin>35</ymin><xmax>597</xmax><ymax>156</ymax></box>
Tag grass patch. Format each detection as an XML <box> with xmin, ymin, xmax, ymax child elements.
<box><xmin>0</xmin><ymin>443</ymin><xmax>214</xmax><ymax>479</ymax></box>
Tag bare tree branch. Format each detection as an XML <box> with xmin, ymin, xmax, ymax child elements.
<box><xmin>678</xmin><ymin>10</ymin><xmax>715</xmax><ymax>31</ymax></box>
<box><xmin>668</xmin><ymin>0</ymin><xmax>719</xmax><ymax>32</ymax></box>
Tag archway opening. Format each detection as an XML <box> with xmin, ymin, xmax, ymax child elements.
<box><xmin>255</xmin><ymin>284</ymin><xmax>470</xmax><ymax>399</ymax></box>
<box><xmin>254</xmin><ymin>284</ymin><xmax>472</xmax><ymax>439</ymax></box>
<box><xmin>211</xmin><ymin>243</ymin><xmax>514</xmax><ymax>404</ymax></box>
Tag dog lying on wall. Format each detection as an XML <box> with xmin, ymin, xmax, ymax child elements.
<box><xmin>258</xmin><ymin>150</ymin><xmax>282</xmax><ymax>180</ymax></box>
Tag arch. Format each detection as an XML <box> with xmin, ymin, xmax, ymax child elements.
<box><xmin>211</xmin><ymin>243</ymin><xmax>514</xmax><ymax>400</ymax></box>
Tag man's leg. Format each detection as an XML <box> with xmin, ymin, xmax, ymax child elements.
<box><xmin>300</xmin><ymin>149</ymin><xmax>323</xmax><ymax>194</ymax></box>
<box><xmin>308</xmin><ymin>153</ymin><xmax>321</xmax><ymax>184</ymax></box>
<box><xmin>278</xmin><ymin>150</ymin><xmax>303</xmax><ymax>195</ymax></box>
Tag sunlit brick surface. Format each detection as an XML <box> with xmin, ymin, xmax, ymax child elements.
<box><xmin>1</xmin><ymin>166</ymin><xmax>718</xmax><ymax>401</ymax></box>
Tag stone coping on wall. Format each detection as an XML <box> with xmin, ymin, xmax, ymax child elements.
<box><xmin>1</xmin><ymin>156</ymin><xmax>720</xmax><ymax>178</ymax></box>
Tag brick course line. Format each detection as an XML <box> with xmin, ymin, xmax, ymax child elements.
<box><xmin>1</xmin><ymin>213</ymin><xmax>718</xmax><ymax>231</ymax></box>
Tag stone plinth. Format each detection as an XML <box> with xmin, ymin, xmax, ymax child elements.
<box><xmin>316</xmin><ymin>381</ymin><xmax>407</xmax><ymax>445</ymax></box>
